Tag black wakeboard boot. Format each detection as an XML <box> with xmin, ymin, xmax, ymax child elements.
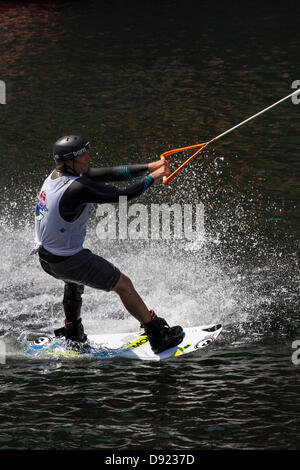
<box><xmin>54</xmin><ymin>318</ymin><xmax>87</xmax><ymax>343</ymax></box>
<box><xmin>64</xmin><ymin>318</ymin><xmax>87</xmax><ymax>343</ymax></box>
<box><xmin>143</xmin><ymin>310</ymin><xmax>184</xmax><ymax>354</ymax></box>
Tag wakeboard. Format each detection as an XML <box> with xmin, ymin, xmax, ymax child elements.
<box><xmin>22</xmin><ymin>323</ymin><xmax>222</xmax><ymax>361</ymax></box>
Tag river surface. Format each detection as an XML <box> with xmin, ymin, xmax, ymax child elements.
<box><xmin>0</xmin><ymin>0</ymin><xmax>299</xmax><ymax>451</ymax></box>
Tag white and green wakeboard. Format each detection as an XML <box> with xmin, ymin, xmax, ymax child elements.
<box><xmin>23</xmin><ymin>323</ymin><xmax>222</xmax><ymax>361</ymax></box>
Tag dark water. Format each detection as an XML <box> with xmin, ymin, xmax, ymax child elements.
<box><xmin>0</xmin><ymin>0</ymin><xmax>299</xmax><ymax>451</ymax></box>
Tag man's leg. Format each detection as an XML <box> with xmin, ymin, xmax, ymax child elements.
<box><xmin>47</xmin><ymin>250</ymin><xmax>183</xmax><ymax>352</ymax></box>
<box><xmin>63</xmin><ymin>282</ymin><xmax>84</xmax><ymax>322</ymax></box>
<box><xmin>112</xmin><ymin>273</ymin><xmax>152</xmax><ymax>325</ymax></box>
<box><xmin>55</xmin><ymin>282</ymin><xmax>86</xmax><ymax>342</ymax></box>
<box><xmin>113</xmin><ymin>273</ymin><xmax>184</xmax><ymax>353</ymax></box>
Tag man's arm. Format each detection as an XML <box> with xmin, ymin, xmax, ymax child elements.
<box><xmin>59</xmin><ymin>175</ymin><xmax>154</xmax><ymax>222</ymax></box>
<box><xmin>80</xmin><ymin>174</ymin><xmax>154</xmax><ymax>203</ymax></box>
<box><xmin>86</xmin><ymin>164</ymin><xmax>149</xmax><ymax>182</ymax></box>
<box><xmin>86</xmin><ymin>159</ymin><xmax>168</xmax><ymax>182</ymax></box>
<box><xmin>59</xmin><ymin>159</ymin><xmax>170</xmax><ymax>222</ymax></box>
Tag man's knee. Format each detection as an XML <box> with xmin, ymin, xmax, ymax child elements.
<box><xmin>113</xmin><ymin>273</ymin><xmax>134</xmax><ymax>294</ymax></box>
<box><xmin>64</xmin><ymin>283</ymin><xmax>84</xmax><ymax>301</ymax></box>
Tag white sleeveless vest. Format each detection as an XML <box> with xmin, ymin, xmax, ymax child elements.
<box><xmin>32</xmin><ymin>171</ymin><xmax>90</xmax><ymax>256</ymax></box>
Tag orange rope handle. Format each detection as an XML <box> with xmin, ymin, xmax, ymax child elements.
<box><xmin>160</xmin><ymin>143</ymin><xmax>207</xmax><ymax>159</ymax></box>
<box><xmin>160</xmin><ymin>142</ymin><xmax>207</xmax><ymax>185</ymax></box>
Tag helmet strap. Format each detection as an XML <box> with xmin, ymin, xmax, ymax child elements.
<box><xmin>68</xmin><ymin>156</ymin><xmax>79</xmax><ymax>176</ymax></box>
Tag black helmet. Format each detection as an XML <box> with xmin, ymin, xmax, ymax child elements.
<box><xmin>53</xmin><ymin>135</ymin><xmax>90</xmax><ymax>162</ymax></box>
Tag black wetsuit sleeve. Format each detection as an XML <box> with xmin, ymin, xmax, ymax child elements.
<box><xmin>86</xmin><ymin>164</ymin><xmax>149</xmax><ymax>182</ymax></box>
<box><xmin>59</xmin><ymin>174</ymin><xmax>154</xmax><ymax>222</ymax></box>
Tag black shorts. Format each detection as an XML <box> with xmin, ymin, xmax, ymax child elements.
<box><xmin>39</xmin><ymin>249</ymin><xmax>121</xmax><ymax>292</ymax></box>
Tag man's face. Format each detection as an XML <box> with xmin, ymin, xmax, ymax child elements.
<box><xmin>66</xmin><ymin>151</ymin><xmax>91</xmax><ymax>174</ymax></box>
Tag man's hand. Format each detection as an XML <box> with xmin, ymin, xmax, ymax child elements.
<box><xmin>148</xmin><ymin>159</ymin><xmax>171</xmax><ymax>181</ymax></box>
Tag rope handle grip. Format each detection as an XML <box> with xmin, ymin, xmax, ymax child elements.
<box><xmin>160</xmin><ymin>143</ymin><xmax>208</xmax><ymax>185</ymax></box>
